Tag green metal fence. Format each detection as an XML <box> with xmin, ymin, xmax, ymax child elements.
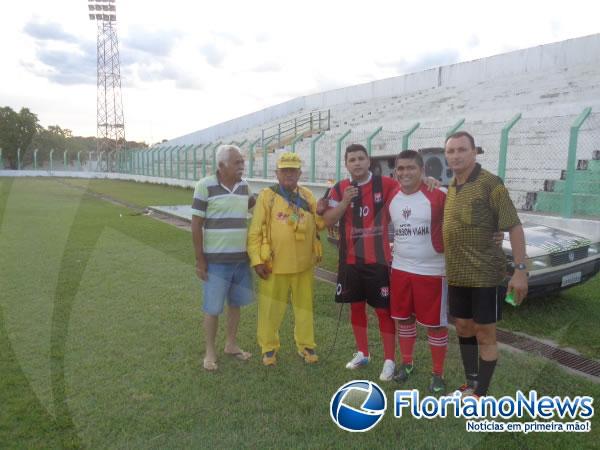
<box><xmin>3</xmin><ymin>109</ymin><xmax>598</xmax><ymax>218</ymax></box>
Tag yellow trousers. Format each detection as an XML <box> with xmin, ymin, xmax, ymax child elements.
<box><xmin>257</xmin><ymin>267</ymin><xmax>316</xmax><ymax>354</ymax></box>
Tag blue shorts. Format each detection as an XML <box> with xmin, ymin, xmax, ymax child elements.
<box><xmin>202</xmin><ymin>261</ymin><xmax>254</xmax><ymax>315</ymax></box>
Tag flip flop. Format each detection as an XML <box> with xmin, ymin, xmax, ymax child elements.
<box><xmin>224</xmin><ymin>350</ymin><xmax>252</xmax><ymax>361</ymax></box>
<box><xmin>203</xmin><ymin>358</ymin><xmax>218</xmax><ymax>371</ymax></box>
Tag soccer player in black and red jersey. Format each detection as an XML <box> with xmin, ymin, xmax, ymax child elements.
<box><xmin>322</xmin><ymin>144</ymin><xmax>399</xmax><ymax>381</ymax></box>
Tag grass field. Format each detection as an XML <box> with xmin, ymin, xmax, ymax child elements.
<box><xmin>1</xmin><ymin>177</ymin><xmax>598</xmax><ymax>449</ymax></box>
<box><xmin>61</xmin><ymin>178</ymin><xmax>600</xmax><ymax>359</ymax></box>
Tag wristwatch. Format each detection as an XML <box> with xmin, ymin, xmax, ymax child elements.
<box><xmin>514</xmin><ymin>263</ymin><xmax>527</xmax><ymax>271</ymax></box>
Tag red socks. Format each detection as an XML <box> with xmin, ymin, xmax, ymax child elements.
<box><xmin>350</xmin><ymin>302</ymin><xmax>396</xmax><ymax>360</ymax></box>
<box><xmin>427</xmin><ymin>328</ymin><xmax>448</xmax><ymax>376</ymax></box>
<box><xmin>397</xmin><ymin>324</ymin><xmax>448</xmax><ymax>376</ymax></box>
<box><xmin>375</xmin><ymin>307</ymin><xmax>396</xmax><ymax>361</ymax></box>
<box><xmin>398</xmin><ymin>323</ymin><xmax>417</xmax><ymax>364</ymax></box>
<box><xmin>350</xmin><ymin>302</ymin><xmax>369</xmax><ymax>355</ymax></box>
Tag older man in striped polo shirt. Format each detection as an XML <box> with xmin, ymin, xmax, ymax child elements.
<box><xmin>192</xmin><ymin>144</ymin><xmax>255</xmax><ymax>371</ymax></box>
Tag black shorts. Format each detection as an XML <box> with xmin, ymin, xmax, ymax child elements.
<box><xmin>448</xmin><ymin>285</ymin><xmax>505</xmax><ymax>325</ymax></box>
<box><xmin>335</xmin><ymin>263</ymin><xmax>390</xmax><ymax>309</ymax></box>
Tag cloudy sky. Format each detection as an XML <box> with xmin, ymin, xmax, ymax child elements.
<box><xmin>1</xmin><ymin>0</ymin><xmax>598</xmax><ymax>144</ymax></box>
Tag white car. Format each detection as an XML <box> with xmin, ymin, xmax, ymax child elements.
<box><xmin>504</xmin><ymin>223</ymin><xmax>599</xmax><ymax>297</ymax></box>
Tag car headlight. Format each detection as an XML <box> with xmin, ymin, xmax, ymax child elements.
<box><xmin>589</xmin><ymin>243</ymin><xmax>600</xmax><ymax>256</ymax></box>
<box><xmin>526</xmin><ymin>255</ymin><xmax>551</xmax><ymax>270</ymax></box>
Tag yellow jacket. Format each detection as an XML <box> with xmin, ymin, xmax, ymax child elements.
<box><xmin>248</xmin><ymin>185</ymin><xmax>324</xmax><ymax>274</ymax></box>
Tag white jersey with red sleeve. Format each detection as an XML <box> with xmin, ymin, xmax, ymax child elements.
<box><xmin>389</xmin><ymin>183</ymin><xmax>446</xmax><ymax>276</ymax></box>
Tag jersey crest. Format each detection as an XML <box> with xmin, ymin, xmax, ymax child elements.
<box><xmin>402</xmin><ymin>206</ymin><xmax>411</xmax><ymax>221</ymax></box>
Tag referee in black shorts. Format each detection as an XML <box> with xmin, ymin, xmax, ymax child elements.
<box><xmin>443</xmin><ymin>131</ymin><xmax>528</xmax><ymax>398</ymax></box>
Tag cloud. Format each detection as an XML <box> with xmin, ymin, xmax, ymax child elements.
<box><xmin>125</xmin><ymin>61</ymin><xmax>203</xmax><ymax>90</ymax></box>
<box><xmin>122</xmin><ymin>27</ymin><xmax>182</xmax><ymax>57</ymax></box>
<box><xmin>23</xmin><ymin>20</ymin><xmax>78</xmax><ymax>43</ymax></box>
<box><xmin>313</xmin><ymin>74</ymin><xmax>348</xmax><ymax>93</ymax></box>
<box><xmin>250</xmin><ymin>61</ymin><xmax>283</xmax><ymax>73</ymax></box>
<box><xmin>36</xmin><ymin>47</ymin><xmax>96</xmax><ymax>85</ymax></box>
<box><xmin>22</xmin><ymin>19</ymin><xmax>98</xmax><ymax>85</ymax></box>
<box><xmin>199</xmin><ymin>43</ymin><xmax>225</xmax><ymax>67</ymax></box>
<box><xmin>22</xmin><ymin>19</ymin><xmax>200</xmax><ymax>89</ymax></box>
<box><xmin>212</xmin><ymin>31</ymin><xmax>243</xmax><ymax>46</ymax></box>
<box><xmin>175</xmin><ymin>77</ymin><xmax>204</xmax><ymax>90</ymax></box>
<box><xmin>21</xmin><ymin>50</ymin><xmax>96</xmax><ymax>86</ymax></box>
<box><xmin>255</xmin><ymin>32</ymin><xmax>270</xmax><ymax>43</ymax></box>
<box><xmin>119</xmin><ymin>47</ymin><xmax>139</xmax><ymax>67</ymax></box>
<box><xmin>467</xmin><ymin>35</ymin><xmax>480</xmax><ymax>48</ymax></box>
<box><xmin>377</xmin><ymin>49</ymin><xmax>461</xmax><ymax>74</ymax></box>
<box><xmin>404</xmin><ymin>49</ymin><xmax>461</xmax><ymax>72</ymax></box>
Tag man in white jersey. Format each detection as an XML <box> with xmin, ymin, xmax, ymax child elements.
<box><xmin>388</xmin><ymin>150</ymin><xmax>448</xmax><ymax>393</ymax></box>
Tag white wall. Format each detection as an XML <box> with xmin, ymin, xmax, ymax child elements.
<box><xmin>0</xmin><ymin>170</ymin><xmax>330</xmax><ymax>198</ymax></box>
<box><xmin>2</xmin><ymin>171</ymin><xmax>597</xmax><ymax>239</ymax></box>
<box><xmin>0</xmin><ymin>170</ymin><xmax>197</xmax><ymax>188</ymax></box>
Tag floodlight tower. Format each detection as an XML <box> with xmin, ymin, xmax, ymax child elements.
<box><xmin>87</xmin><ymin>0</ymin><xmax>125</xmax><ymax>162</ymax></box>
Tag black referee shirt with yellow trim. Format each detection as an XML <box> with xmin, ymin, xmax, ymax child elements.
<box><xmin>443</xmin><ymin>163</ymin><xmax>521</xmax><ymax>287</ymax></box>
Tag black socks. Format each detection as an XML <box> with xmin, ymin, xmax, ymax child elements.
<box><xmin>475</xmin><ymin>358</ymin><xmax>497</xmax><ymax>396</ymax></box>
<box><xmin>458</xmin><ymin>335</ymin><xmax>479</xmax><ymax>383</ymax></box>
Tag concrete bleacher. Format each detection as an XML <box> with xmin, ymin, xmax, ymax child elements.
<box><xmin>534</xmin><ymin>151</ymin><xmax>600</xmax><ymax>217</ymax></box>
<box><xmin>160</xmin><ymin>34</ymin><xmax>600</xmax><ymax>214</ymax></box>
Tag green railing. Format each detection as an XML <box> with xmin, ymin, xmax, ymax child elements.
<box><xmin>366</xmin><ymin>127</ymin><xmax>382</xmax><ymax>156</ymax></box>
<box><xmin>248</xmin><ymin>138</ymin><xmax>261</xmax><ymax>178</ymax></box>
<box><xmin>261</xmin><ymin>109</ymin><xmax>330</xmax><ymax>149</ymax></box>
<box><xmin>562</xmin><ymin>107</ymin><xmax>592</xmax><ymax>218</ymax></box>
<box><xmin>402</xmin><ymin>123</ymin><xmax>420</xmax><ymax>150</ymax></box>
<box><xmin>3</xmin><ymin>109</ymin><xmax>598</xmax><ymax>218</ymax></box>
<box><xmin>335</xmin><ymin>129</ymin><xmax>352</xmax><ymax>181</ymax></box>
<box><xmin>261</xmin><ymin>137</ymin><xmax>276</xmax><ymax>178</ymax></box>
<box><xmin>497</xmin><ymin>114</ymin><xmax>522</xmax><ymax>181</ymax></box>
<box><xmin>310</xmin><ymin>132</ymin><xmax>325</xmax><ymax>182</ymax></box>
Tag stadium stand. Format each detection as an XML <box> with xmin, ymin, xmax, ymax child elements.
<box><xmin>146</xmin><ymin>34</ymin><xmax>600</xmax><ymax>215</ymax></box>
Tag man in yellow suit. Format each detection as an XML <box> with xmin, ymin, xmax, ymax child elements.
<box><xmin>248</xmin><ymin>152</ymin><xmax>324</xmax><ymax>366</ymax></box>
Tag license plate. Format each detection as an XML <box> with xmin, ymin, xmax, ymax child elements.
<box><xmin>561</xmin><ymin>272</ymin><xmax>582</xmax><ymax>287</ymax></box>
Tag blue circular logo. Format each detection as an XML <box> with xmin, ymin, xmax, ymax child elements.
<box><xmin>330</xmin><ymin>380</ymin><xmax>387</xmax><ymax>432</ymax></box>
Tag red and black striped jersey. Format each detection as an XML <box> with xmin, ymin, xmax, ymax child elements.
<box><xmin>328</xmin><ymin>174</ymin><xmax>399</xmax><ymax>265</ymax></box>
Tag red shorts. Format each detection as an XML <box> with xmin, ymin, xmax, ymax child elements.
<box><xmin>390</xmin><ymin>269</ymin><xmax>448</xmax><ymax>327</ymax></box>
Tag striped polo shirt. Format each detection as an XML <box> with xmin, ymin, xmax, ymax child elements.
<box><xmin>191</xmin><ymin>174</ymin><xmax>250</xmax><ymax>263</ymax></box>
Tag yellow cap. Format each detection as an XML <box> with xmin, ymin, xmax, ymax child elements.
<box><xmin>277</xmin><ymin>152</ymin><xmax>302</xmax><ymax>169</ymax></box>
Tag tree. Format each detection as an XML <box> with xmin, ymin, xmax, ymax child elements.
<box><xmin>1</xmin><ymin>105</ymin><xmax>149</xmax><ymax>169</ymax></box>
<box><xmin>0</xmin><ymin>106</ymin><xmax>39</xmax><ymax>169</ymax></box>
<box><xmin>28</xmin><ymin>126</ymin><xmax>64</xmax><ymax>166</ymax></box>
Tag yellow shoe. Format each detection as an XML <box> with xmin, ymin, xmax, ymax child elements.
<box><xmin>262</xmin><ymin>351</ymin><xmax>277</xmax><ymax>366</ymax></box>
<box><xmin>298</xmin><ymin>348</ymin><xmax>319</xmax><ymax>364</ymax></box>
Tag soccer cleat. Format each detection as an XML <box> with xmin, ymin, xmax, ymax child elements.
<box><xmin>379</xmin><ymin>359</ymin><xmax>396</xmax><ymax>381</ymax></box>
<box><xmin>392</xmin><ymin>363</ymin><xmax>414</xmax><ymax>383</ymax></box>
<box><xmin>457</xmin><ymin>379</ymin><xmax>478</xmax><ymax>397</ymax></box>
<box><xmin>298</xmin><ymin>347</ymin><xmax>319</xmax><ymax>364</ymax></box>
<box><xmin>428</xmin><ymin>374</ymin><xmax>446</xmax><ymax>394</ymax></box>
<box><xmin>345</xmin><ymin>351</ymin><xmax>370</xmax><ymax>369</ymax></box>
<box><xmin>262</xmin><ymin>351</ymin><xmax>277</xmax><ymax>366</ymax></box>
